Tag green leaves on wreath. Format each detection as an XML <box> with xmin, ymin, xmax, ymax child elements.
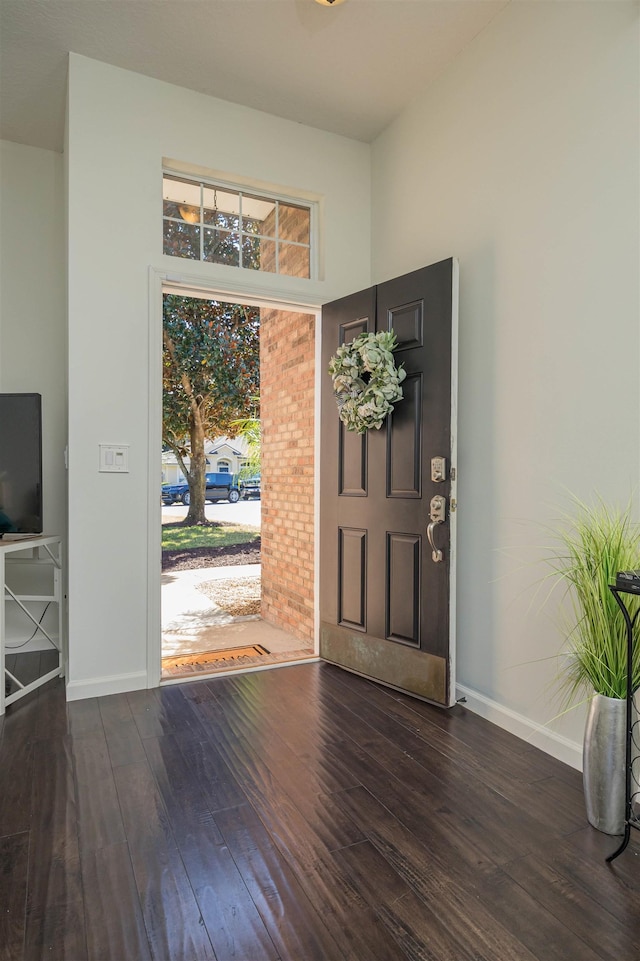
<box><xmin>328</xmin><ymin>330</ymin><xmax>406</xmax><ymax>434</ymax></box>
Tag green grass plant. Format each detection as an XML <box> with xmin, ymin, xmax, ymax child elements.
<box><xmin>548</xmin><ymin>496</ymin><xmax>640</xmax><ymax>701</ymax></box>
<box><xmin>162</xmin><ymin>522</ymin><xmax>259</xmax><ymax>552</ymax></box>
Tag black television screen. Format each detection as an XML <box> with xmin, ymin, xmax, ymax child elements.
<box><xmin>0</xmin><ymin>393</ymin><xmax>43</xmax><ymax>536</ymax></box>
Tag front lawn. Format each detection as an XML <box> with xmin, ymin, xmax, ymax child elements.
<box><xmin>162</xmin><ymin>522</ymin><xmax>260</xmax><ymax>552</ymax></box>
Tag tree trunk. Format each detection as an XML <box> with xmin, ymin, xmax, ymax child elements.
<box><xmin>163</xmin><ymin>329</ymin><xmax>209</xmax><ymax>527</ymax></box>
<box><xmin>184</xmin><ymin>406</ymin><xmax>207</xmax><ymax>525</ymax></box>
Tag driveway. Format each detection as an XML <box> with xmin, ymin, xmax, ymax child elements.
<box><xmin>162</xmin><ymin>498</ymin><xmax>261</xmax><ymax>528</ymax></box>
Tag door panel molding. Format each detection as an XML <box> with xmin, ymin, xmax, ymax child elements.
<box><xmin>340</xmin><ymin>316</ymin><xmax>370</xmax><ymax>345</ymax></box>
<box><xmin>338</xmin><ymin>527</ymin><xmax>367</xmax><ymax>631</ymax></box>
<box><xmin>337</xmin><ymin>312</ymin><xmax>370</xmax><ymax>496</ymax></box>
<box><xmin>388</xmin><ymin>299</ymin><xmax>423</xmax><ymax>350</ymax></box>
<box><xmin>386</xmin><ymin>532</ymin><xmax>421</xmax><ymax>646</ymax></box>
<box><xmin>387</xmin><ymin>372</ymin><xmax>422</xmax><ymax>498</ymax></box>
<box><xmin>338</xmin><ymin>427</ymin><xmax>367</xmax><ymax>496</ymax></box>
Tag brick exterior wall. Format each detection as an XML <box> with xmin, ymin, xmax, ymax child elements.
<box><xmin>260</xmin><ymin>204</ymin><xmax>310</xmax><ymax>278</ymax></box>
<box><xmin>260</xmin><ymin>309</ymin><xmax>315</xmax><ymax>642</ymax></box>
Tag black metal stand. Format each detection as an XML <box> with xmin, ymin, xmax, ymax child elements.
<box><xmin>606</xmin><ymin>585</ymin><xmax>640</xmax><ymax>862</ymax></box>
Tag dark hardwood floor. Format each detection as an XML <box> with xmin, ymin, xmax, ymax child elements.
<box><xmin>1</xmin><ymin>662</ymin><xmax>638</xmax><ymax>961</ymax></box>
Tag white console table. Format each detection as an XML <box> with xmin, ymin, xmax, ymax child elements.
<box><xmin>1</xmin><ymin>535</ymin><xmax>64</xmax><ymax>715</ymax></box>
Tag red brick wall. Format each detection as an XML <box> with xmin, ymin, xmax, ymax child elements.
<box><xmin>260</xmin><ymin>205</ymin><xmax>311</xmax><ymax>278</ymax></box>
<box><xmin>260</xmin><ymin>309</ymin><xmax>315</xmax><ymax>642</ymax></box>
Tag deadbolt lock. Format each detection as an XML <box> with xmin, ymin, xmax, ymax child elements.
<box><xmin>431</xmin><ymin>456</ymin><xmax>447</xmax><ymax>483</ymax></box>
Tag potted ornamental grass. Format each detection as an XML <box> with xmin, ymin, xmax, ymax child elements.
<box><xmin>547</xmin><ymin>496</ymin><xmax>640</xmax><ymax>834</ymax></box>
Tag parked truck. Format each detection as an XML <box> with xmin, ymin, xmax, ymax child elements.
<box><xmin>161</xmin><ymin>472</ymin><xmax>240</xmax><ymax>506</ymax></box>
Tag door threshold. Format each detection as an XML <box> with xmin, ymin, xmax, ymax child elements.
<box><xmin>160</xmin><ymin>653</ymin><xmax>319</xmax><ymax>685</ymax></box>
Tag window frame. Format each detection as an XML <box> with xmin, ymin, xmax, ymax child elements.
<box><xmin>162</xmin><ymin>172</ymin><xmax>317</xmax><ymax>280</ymax></box>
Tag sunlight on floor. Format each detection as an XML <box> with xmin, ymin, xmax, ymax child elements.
<box><xmin>161</xmin><ymin>563</ymin><xmax>313</xmax><ymax>679</ymax></box>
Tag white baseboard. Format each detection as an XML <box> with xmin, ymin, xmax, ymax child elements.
<box><xmin>455</xmin><ymin>683</ymin><xmax>583</xmax><ymax>772</ymax></box>
<box><xmin>66</xmin><ymin>671</ymin><xmax>149</xmax><ymax>701</ymax></box>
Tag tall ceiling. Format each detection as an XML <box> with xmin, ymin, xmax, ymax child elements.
<box><xmin>0</xmin><ymin>0</ymin><xmax>509</xmax><ymax>153</ymax></box>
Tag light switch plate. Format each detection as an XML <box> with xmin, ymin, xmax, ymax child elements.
<box><xmin>99</xmin><ymin>444</ymin><xmax>129</xmax><ymax>472</ymax></box>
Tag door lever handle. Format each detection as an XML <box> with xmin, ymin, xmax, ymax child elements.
<box><xmin>427</xmin><ymin>521</ymin><xmax>444</xmax><ymax>563</ymax></box>
<box><xmin>427</xmin><ymin>495</ymin><xmax>446</xmax><ymax>563</ymax></box>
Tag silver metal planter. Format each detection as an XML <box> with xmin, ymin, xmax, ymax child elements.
<box><xmin>583</xmin><ymin>694</ymin><xmax>626</xmax><ymax>835</ymax></box>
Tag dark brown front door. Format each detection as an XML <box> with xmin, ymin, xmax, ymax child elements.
<box><xmin>320</xmin><ymin>259</ymin><xmax>458</xmax><ymax>707</ymax></box>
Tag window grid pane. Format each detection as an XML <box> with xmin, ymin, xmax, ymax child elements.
<box><xmin>279</xmin><ymin>242</ymin><xmax>310</xmax><ymax>279</ymax></box>
<box><xmin>163</xmin><ymin>221</ymin><xmax>200</xmax><ymax>260</ymax></box>
<box><xmin>203</xmin><ymin>228</ymin><xmax>240</xmax><ymax>267</ymax></box>
<box><xmin>163</xmin><ymin>174</ymin><xmax>313</xmax><ymax>279</ymax></box>
<box><xmin>278</xmin><ymin>203</ymin><xmax>311</xmax><ymax>244</ymax></box>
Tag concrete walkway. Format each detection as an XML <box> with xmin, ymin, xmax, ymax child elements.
<box><xmin>161</xmin><ymin>564</ymin><xmax>311</xmax><ymax>660</ymax></box>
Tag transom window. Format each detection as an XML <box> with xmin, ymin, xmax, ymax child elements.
<box><xmin>163</xmin><ymin>174</ymin><xmax>314</xmax><ymax>279</ymax></box>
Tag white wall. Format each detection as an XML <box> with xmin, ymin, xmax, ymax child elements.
<box><xmin>372</xmin><ymin>1</ymin><xmax>640</xmax><ymax>761</ymax></box>
<box><xmin>66</xmin><ymin>55</ymin><xmax>371</xmax><ymax>698</ymax></box>
<box><xmin>0</xmin><ymin>140</ymin><xmax>67</xmax><ymax>541</ymax></box>
<box><xmin>10</xmin><ymin>7</ymin><xmax>636</xmax><ymax>766</ymax></box>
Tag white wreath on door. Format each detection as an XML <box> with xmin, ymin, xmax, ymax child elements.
<box><xmin>328</xmin><ymin>330</ymin><xmax>406</xmax><ymax>435</ymax></box>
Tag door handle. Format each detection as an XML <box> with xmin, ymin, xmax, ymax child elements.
<box><xmin>427</xmin><ymin>495</ymin><xmax>446</xmax><ymax>563</ymax></box>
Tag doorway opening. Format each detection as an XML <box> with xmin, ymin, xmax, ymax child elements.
<box><xmin>159</xmin><ymin>290</ymin><xmax>318</xmax><ymax>680</ymax></box>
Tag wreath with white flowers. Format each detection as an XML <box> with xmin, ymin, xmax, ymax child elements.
<box><xmin>328</xmin><ymin>330</ymin><xmax>406</xmax><ymax>434</ymax></box>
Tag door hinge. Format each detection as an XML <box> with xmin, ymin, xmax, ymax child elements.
<box><xmin>450</xmin><ymin>498</ymin><xmax>457</xmax><ymax>512</ymax></box>
<box><xmin>451</xmin><ymin>467</ymin><xmax>456</xmax><ymax>481</ymax></box>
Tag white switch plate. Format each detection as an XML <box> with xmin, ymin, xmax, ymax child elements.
<box><xmin>99</xmin><ymin>444</ymin><xmax>129</xmax><ymax>472</ymax></box>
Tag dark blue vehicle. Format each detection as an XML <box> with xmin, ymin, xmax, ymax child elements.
<box><xmin>162</xmin><ymin>472</ymin><xmax>240</xmax><ymax>506</ymax></box>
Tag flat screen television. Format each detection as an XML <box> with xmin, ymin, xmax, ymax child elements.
<box><xmin>0</xmin><ymin>393</ymin><xmax>43</xmax><ymax>536</ymax></box>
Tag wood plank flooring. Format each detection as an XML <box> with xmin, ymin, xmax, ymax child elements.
<box><xmin>0</xmin><ymin>662</ymin><xmax>638</xmax><ymax>961</ymax></box>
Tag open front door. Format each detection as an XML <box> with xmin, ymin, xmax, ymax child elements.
<box><xmin>320</xmin><ymin>259</ymin><xmax>458</xmax><ymax>707</ymax></box>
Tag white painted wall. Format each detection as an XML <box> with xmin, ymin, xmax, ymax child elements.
<box><xmin>5</xmin><ymin>5</ymin><xmax>636</xmax><ymax>769</ymax></box>
<box><xmin>371</xmin><ymin>1</ymin><xmax>640</xmax><ymax>761</ymax></box>
<box><xmin>0</xmin><ymin>141</ymin><xmax>67</xmax><ymax>542</ymax></box>
<box><xmin>66</xmin><ymin>55</ymin><xmax>371</xmax><ymax>697</ymax></box>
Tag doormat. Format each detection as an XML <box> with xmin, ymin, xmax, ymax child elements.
<box><xmin>161</xmin><ymin>644</ymin><xmax>270</xmax><ymax>676</ymax></box>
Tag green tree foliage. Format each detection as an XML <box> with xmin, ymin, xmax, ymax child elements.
<box><xmin>232</xmin><ymin>404</ymin><xmax>261</xmax><ymax>479</ymax></box>
<box><xmin>162</xmin><ymin>200</ymin><xmax>261</xmax><ymax>268</ymax></box>
<box><xmin>163</xmin><ymin>295</ymin><xmax>260</xmax><ymax>525</ymax></box>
